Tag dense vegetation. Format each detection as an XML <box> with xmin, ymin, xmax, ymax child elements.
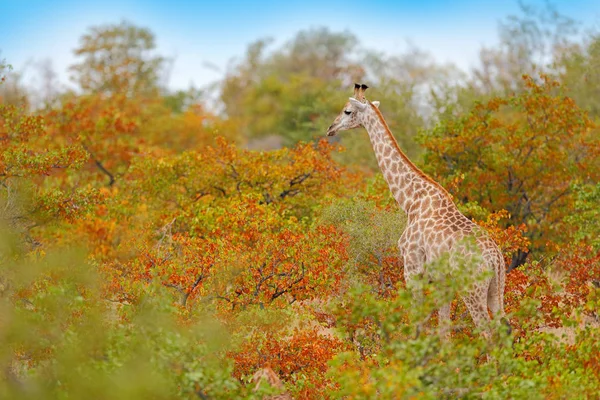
<box><xmin>1</xmin><ymin>4</ymin><xmax>599</xmax><ymax>399</ymax></box>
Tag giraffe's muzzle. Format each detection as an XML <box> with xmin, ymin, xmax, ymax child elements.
<box><xmin>326</xmin><ymin>124</ymin><xmax>338</xmax><ymax>136</ymax></box>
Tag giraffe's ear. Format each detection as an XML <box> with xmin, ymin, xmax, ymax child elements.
<box><xmin>348</xmin><ymin>97</ymin><xmax>367</xmax><ymax>112</ymax></box>
<box><xmin>372</xmin><ymin>101</ymin><xmax>380</xmax><ymax>108</ymax></box>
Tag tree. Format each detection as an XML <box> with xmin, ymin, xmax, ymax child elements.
<box><xmin>321</xmin><ymin>195</ymin><xmax>406</xmax><ymax>298</ymax></box>
<box><xmin>0</xmin><ymin>92</ymin><xmax>93</xmax><ymax>244</ymax></box>
<box><xmin>0</xmin><ymin>60</ymin><xmax>29</xmax><ymax>107</ymax></box>
<box><xmin>31</xmin><ymin>59</ymin><xmax>62</xmax><ymax>109</ymax></box>
<box><xmin>219</xmin><ymin>28</ymin><xmax>364</xmax><ymax>146</ymax></box>
<box><xmin>564</xmin><ymin>183</ymin><xmax>600</xmax><ymax>249</ymax></box>
<box><xmin>419</xmin><ymin>75</ymin><xmax>599</xmax><ymax>269</ymax></box>
<box><xmin>90</xmin><ymin>137</ymin><xmax>363</xmax><ymax>306</ymax></box>
<box><xmin>218</xmin><ymin>28</ymin><xmax>449</xmax><ymax>170</ymax></box>
<box><xmin>70</xmin><ymin>21</ymin><xmax>167</xmax><ymax>97</ymax></box>
<box><xmin>555</xmin><ymin>34</ymin><xmax>600</xmax><ymax>119</ymax></box>
<box><xmin>431</xmin><ymin>2</ymin><xmax>581</xmax><ymax>120</ymax></box>
<box><xmin>44</xmin><ymin>93</ymin><xmax>141</xmax><ymax>186</ymax></box>
<box><xmin>472</xmin><ymin>2</ymin><xmax>577</xmax><ymax>94</ymax></box>
<box><xmin>5</xmin><ymin>15</ymin><xmax>600</xmax><ymax>399</ymax></box>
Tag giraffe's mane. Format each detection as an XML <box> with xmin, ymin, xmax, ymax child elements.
<box><xmin>368</xmin><ymin>101</ymin><xmax>452</xmax><ymax>200</ymax></box>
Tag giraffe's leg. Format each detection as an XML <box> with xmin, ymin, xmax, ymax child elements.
<box><xmin>486</xmin><ymin>249</ymin><xmax>505</xmax><ymax>319</ymax></box>
<box><xmin>438</xmin><ymin>303</ymin><xmax>451</xmax><ymax>341</ymax></box>
<box><xmin>402</xmin><ymin>249</ymin><xmax>426</xmax><ymax>299</ymax></box>
<box><xmin>488</xmin><ymin>274</ymin><xmax>512</xmax><ymax>336</ymax></box>
<box><xmin>402</xmin><ymin>246</ymin><xmax>428</xmax><ymax>335</ymax></box>
<box><xmin>399</xmin><ymin>233</ymin><xmax>425</xmax><ymax>291</ymax></box>
<box><xmin>487</xmin><ymin>275</ymin><xmax>501</xmax><ymax>316</ymax></box>
<box><xmin>462</xmin><ymin>289</ymin><xmax>491</xmax><ymax>340</ymax></box>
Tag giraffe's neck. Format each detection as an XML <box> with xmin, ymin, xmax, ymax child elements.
<box><xmin>362</xmin><ymin>103</ymin><xmax>449</xmax><ymax>216</ymax></box>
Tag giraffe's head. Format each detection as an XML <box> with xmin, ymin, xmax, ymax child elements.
<box><xmin>326</xmin><ymin>83</ymin><xmax>380</xmax><ymax>136</ymax></box>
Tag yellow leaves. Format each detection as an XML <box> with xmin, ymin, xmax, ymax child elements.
<box><xmin>137</xmin><ymin>203</ymin><xmax>148</xmax><ymax>214</ymax></box>
<box><xmin>1</xmin><ymin>104</ymin><xmax>88</xmax><ymax>182</ymax></box>
<box><xmin>129</xmin><ymin>135</ymin><xmax>363</xmax><ymax>217</ymax></box>
<box><xmin>476</xmin><ymin>210</ymin><xmax>530</xmax><ymax>264</ymax></box>
<box><xmin>485</xmin><ymin>97</ymin><xmax>508</xmax><ymax>112</ymax></box>
<box><xmin>447</xmin><ymin>173</ymin><xmax>465</xmax><ymax>196</ymax></box>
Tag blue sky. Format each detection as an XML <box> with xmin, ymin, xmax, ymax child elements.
<box><xmin>1</xmin><ymin>0</ymin><xmax>600</xmax><ymax>91</ymax></box>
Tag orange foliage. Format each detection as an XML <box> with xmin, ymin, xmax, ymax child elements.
<box><xmin>505</xmin><ymin>244</ymin><xmax>600</xmax><ymax>329</ymax></box>
<box><xmin>4</xmin><ymin>41</ymin><xmax>599</xmax><ymax>396</ymax></box>
<box><xmin>0</xmin><ymin>104</ymin><xmax>87</xmax><ymax>180</ymax></box>
<box><xmin>476</xmin><ymin>209</ymin><xmax>530</xmax><ymax>266</ymax></box>
<box><xmin>231</xmin><ymin>327</ymin><xmax>347</xmax><ymax>398</ymax></box>
<box><xmin>421</xmin><ymin>75</ymin><xmax>599</xmax><ymax>255</ymax></box>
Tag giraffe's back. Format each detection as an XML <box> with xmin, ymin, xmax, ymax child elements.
<box><xmin>425</xmin><ymin>207</ymin><xmax>507</xmax><ymax>318</ymax></box>
<box><xmin>413</xmin><ymin>202</ymin><xmax>504</xmax><ymax>284</ymax></box>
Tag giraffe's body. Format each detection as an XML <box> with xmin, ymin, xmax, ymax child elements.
<box><xmin>327</xmin><ymin>84</ymin><xmax>506</xmax><ymax>333</ymax></box>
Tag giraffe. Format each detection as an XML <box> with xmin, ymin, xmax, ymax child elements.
<box><xmin>326</xmin><ymin>83</ymin><xmax>507</xmax><ymax>337</ymax></box>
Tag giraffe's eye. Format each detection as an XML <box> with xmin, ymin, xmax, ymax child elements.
<box><xmin>344</xmin><ymin>110</ymin><xmax>352</xmax><ymax>115</ymax></box>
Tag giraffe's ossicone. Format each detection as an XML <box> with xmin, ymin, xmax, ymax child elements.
<box><xmin>327</xmin><ymin>83</ymin><xmax>507</xmax><ymax>337</ymax></box>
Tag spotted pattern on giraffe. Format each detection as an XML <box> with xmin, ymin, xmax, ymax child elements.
<box><xmin>326</xmin><ymin>84</ymin><xmax>507</xmax><ymax>338</ymax></box>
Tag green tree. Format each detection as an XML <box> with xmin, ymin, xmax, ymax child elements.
<box><xmin>431</xmin><ymin>2</ymin><xmax>581</xmax><ymax>120</ymax></box>
<box><xmin>555</xmin><ymin>34</ymin><xmax>600</xmax><ymax>119</ymax></box>
<box><xmin>219</xmin><ymin>28</ymin><xmax>449</xmax><ymax>171</ymax></box>
<box><xmin>321</xmin><ymin>193</ymin><xmax>406</xmax><ymax>297</ymax></box>
<box><xmin>70</xmin><ymin>20</ymin><xmax>167</xmax><ymax>97</ymax></box>
<box><xmin>0</xmin><ymin>59</ymin><xmax>29</xmax><ymax>107</ymax></box>
<box><xmin>220</xmin><ymin>28</ymin><xmax>364</xmax><ymax>146</ymax></box>
<box><xmin>564</xmin><ymin>183</ymin><xmax>600</xmax><ymax>250</ymax></box>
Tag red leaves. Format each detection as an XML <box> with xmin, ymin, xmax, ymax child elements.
<box><xmin>91</xmin><ymin>139</ymin><xmax>356</xmax><ymax>308</ymax></box>
<box><xmin>554</xmin><ymin>244</ymin><xmax>600</xmax><ymax>314</ymax></box>
<box><xmin>505</xmin><ymin>243</ymin><xmax>600</xmax><ymax>329</ymax></box>
<box><xmin>45</xmin><ymin>94</ymin><xmax>143</xmax><ymax>183</ymax></box>
<box><xmin>198</xmin><ymin>198</ymin><xmax>347</xmax><ymax>309</ymax></box>
<box><xmin>231</xmin><ymin>327</ymin><xmax>346</xmax><ymax>397</ymax></box>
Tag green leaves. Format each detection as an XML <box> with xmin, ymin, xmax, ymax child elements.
<box><xmin>565</xmin><ymin>183</ymin><xmax>600</xmax><ymax>249</ymax></box>
<box><xmin>328</xmin><ymin>255</ymin><xmax>600</xmax><ymax>399</ymax></box>
<box><xmin>321</xmin><ymin>195</ymin><xmax>406</xmax><ymax>296</ymax></box>
<box><xmin>70</xmin><ymin>21</ymin><xmax>167</xmax><ymax>97</ymax></box>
